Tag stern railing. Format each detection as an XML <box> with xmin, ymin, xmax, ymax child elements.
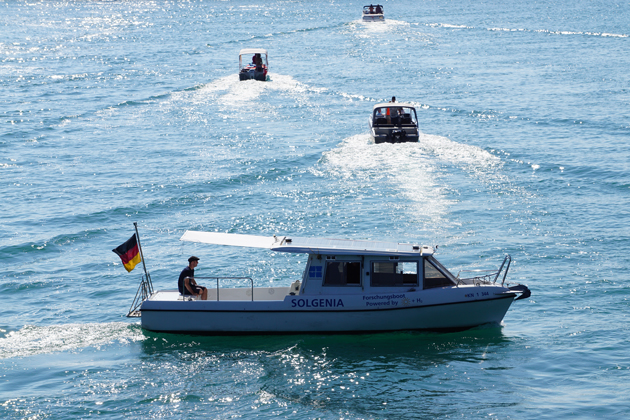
<box><xmin>184</xmin><ymin>276</ymin><xmax>254</xmax><ymax>301</ymax></box>
<box><xmin>127</xmin><ymin>272</ymin><xmax>154</xmax><ymax>317</ymax></box>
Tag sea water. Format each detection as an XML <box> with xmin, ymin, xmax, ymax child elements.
<box><xmin>1</xmin><ymin>0</ymin><xmax>629</xmax><ymax>418</ymax></box>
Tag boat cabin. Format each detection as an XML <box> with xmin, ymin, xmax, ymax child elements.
<box><xmin>239</xmin><ymin>48</ymin><xmax>268</xmax><ymax>81</ymax></box>
<box><xmin>177</xmin><ymin>232</ymin><xmax>457</xmax><ymax>297</ymax></box>
<box><xmin>299</xmin><ymin>252</ymin><xmax>458</xmax><ymax>296</ymax></box>
<box><xmin>369</xmin><ymin>102</ymin><xmax>419</xmax><ymax>143</ymax></box>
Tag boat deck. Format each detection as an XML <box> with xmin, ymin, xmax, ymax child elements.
<box><xmin>150</xmin><ymin>287</ymin><xmax>293</xmax><ymax>302</ymax></box>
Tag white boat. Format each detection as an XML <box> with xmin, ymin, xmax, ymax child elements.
<box><xmin>369</xmin><ymin>102</ymin><xmax>420</xmax><ymax>143</ymax></box>
<box><xmin>362</xmin><ymin>4</ymin><xmax>385</xmax><ymax>22</ymax></box>
<box><xmin>137</xmin><ymin>231</ymin><xmax>530</xmax><ymax>334</ymax></box>
<box><xmin>238</xmin><ymin>48</ymin><xmax>268</xmax><ymax>81</ymax></box>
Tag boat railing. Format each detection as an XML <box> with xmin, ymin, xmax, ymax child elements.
<box><xmin>186</xmin><ymin>276</ymin><xmax>254</xmax><ymax>301</ymax></box>
<box><xmin>127</xmin><ymin>272</ymin><xmax>154</xmax><ymax>317</ymax></box>
<box><xmin>456</xmin><ymin>255</ymin><xmax>511</xmax><ymax>286</ymax></box>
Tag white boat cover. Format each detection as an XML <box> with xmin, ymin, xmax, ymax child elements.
<box><xmin>239</xmin><ymin>48</ymin><xmax>268</xmax><ymax>56</ymax></box>
<box><xmin>180</xmin><ymin>231</ymin><xmax>433</xmax><ymax>256</ymax></box>
<box><xmin>180</xmin><ymin>231</ymin><xmax>281</xmax><ymax>249</ymax></box>
<box><xmin>373</xmin><ymin>102</ymin><xmax>416</xmax><ymax>110</ymax></box>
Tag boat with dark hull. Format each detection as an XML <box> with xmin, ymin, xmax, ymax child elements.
<box><xmin>369</xmin><ymin>102</ymin><xmax>420</xmax><ymax>143</ymax></box>
<box><xmin>238</xmin><ymin>48</ymin><xmax>268</xmax><ymax>81</ymax></box>
<box><xmin>362</xmin><ymin>4</ymin><xmax>385</xmax><ymax>22</ymax></box>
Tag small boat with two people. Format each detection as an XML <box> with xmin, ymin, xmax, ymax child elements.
<box><xmin>362</xmin><ymin>4</ymin><xmax>384</xmax><ymax>22</ymax></box>
<box><xmin>238</xmin><ymin>48</ymin><xmax>268</xmax><ymax>81</ymax></box>
<box><xmin>369</xmin><ymin>99</ymin><xmax>420</xmax><ymax>143</ymax></box>
<box><xmin>128</xmin><ymin>229</ymin><xmax>531</xmax><ymax>335</ymax></box>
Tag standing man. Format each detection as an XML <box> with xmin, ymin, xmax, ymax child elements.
<box><xmin>386</xmin><ymin>96</ymin><xmax>397</xmax><ymax>123</ymax></box>
<box><xmin>178</xmin><ymin>256</ymin><xmax>208</xmax><ymax>300</ymax></box>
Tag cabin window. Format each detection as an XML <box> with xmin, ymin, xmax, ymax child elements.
<box><xmin>423</xmin><ymin>258</ymin><xmax>456</xmax><ymax>289</ymax></box>
<box><xmin>323</xmin><ymin>261</ymin><xmax>361</xmax><ymax>286</ymax></box>
<box><xmin>373</xmin><ymin>107</ymin><xmax>417</xmax><ymax>126</ymax></box>
<box><xmin>371</xmin><ymin>261</ymin><xmax>418</xmax><ymax>287</ymax></box>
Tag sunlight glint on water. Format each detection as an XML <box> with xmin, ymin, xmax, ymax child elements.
<box><xmin>1</xmin><ymin>0</ymin><xmax>630</xmax><ymax>418</ymax></box>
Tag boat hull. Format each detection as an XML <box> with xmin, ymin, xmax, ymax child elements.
<box><xmin>239</xmin><ymin>68</ymin><xmax>267</xmax><ymax>81</ymax></box>
<box><xmin>140</xmin><ymin>294</ymin><xmax>516</xmax><ymax>334</ymax></box>
<box><xmin>368</xmin><ymin>108</ymin><xmax>420</xmax><ymax>143</ymax></box>
<box><xmin>373</xmin><ymin>131</ymin><xmax>419</xmax><ymax>144</ymax></box>
<box><xmin>362</xmin><ymin>14</ymin><xmax>384</xmax><ymax>22</ymax></box>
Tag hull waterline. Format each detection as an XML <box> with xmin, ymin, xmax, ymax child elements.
<box><xmin>140</xmin><ymin>295</ymin><xmax>516</xmax><ymax>334</ymax></box>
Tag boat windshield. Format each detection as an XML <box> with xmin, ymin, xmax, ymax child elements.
<box><xmin>373</xmin><ymin>106</ymin><xmax>417</xmax><ymax>125</ymax></box>
<box><xmin>423</xmin><ymin>256</ymin><xmax>457</xmax><ymax>289</ymax></box>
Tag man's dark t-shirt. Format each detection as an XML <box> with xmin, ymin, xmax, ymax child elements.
<box><xmin>178</xmin><ymin>266</ymin><xmax>194</xmax><ymax>294</ymax></box>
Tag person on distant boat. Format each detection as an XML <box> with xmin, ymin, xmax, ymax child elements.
<box><xmin>369</xmin><ymin>5</ymin><xmax>374</xmax><ymax>13</ymax></box>
<box><xmin>384</xmin><ymin>98</ymin><xmax>396</xmax><ymax>123</ymax></box>
<box><xmin>375</xmin><ymin>5</ymin><xmax>383</xmax><ymax>14</ymax></box>
<box><xmin>253</xmin><ymin>53</ymin><xmax>263</xmax><ymax>70</ymax></box>
<box><xmin>390</xmin><ymin>107</ymin><xmax>400</xmax><ymax>125</ymax></box>
<box><xmin>398</xmin><ymin>108</ymin><xmax>406</xmax><ymax>124</ymax></box>
<box><xmin>398</xmin><ymin>108</ymin><xmax>409</xmax><ymax>124</ymax></box>
<box><xmin>178</xmin><ymin>256</ymin><xmax>208</xmax><ymax>300</ymax></box>
<box><xmin>375</xmin><ymin>108</ymin><xmax>385</xmax><ymax>124</ymax></box>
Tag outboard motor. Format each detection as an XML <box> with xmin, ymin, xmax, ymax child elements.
<box><xmin>389</xmin><ymin>129</ymin><xmax>407</xmax><ymax>143</ymax></box>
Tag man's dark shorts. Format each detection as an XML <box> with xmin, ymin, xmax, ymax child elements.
<box><xmin>184</xmin><ymin>285</ymin><xmax>204</xmax><ymax>296</ymax></box>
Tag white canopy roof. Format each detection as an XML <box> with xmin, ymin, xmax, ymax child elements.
<box><xmin>180</xmin><ymin>231</ymin><xmax>433</xmax><ymax>256</ymax></box>
<box><xmin>239</xmin><ymin>48</ymin><xmax>268</xmax><ymax>56</ymax></box>
<box><xmin>373</xmin><ymin>102</ymin><xmax>416</xmax><ymax>109</ymax></box>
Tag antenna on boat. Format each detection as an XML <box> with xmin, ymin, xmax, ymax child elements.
<box><xmin>126</xmin><ymin>222</ymin><xmax>154</xmax><ymax>317</ymax></box>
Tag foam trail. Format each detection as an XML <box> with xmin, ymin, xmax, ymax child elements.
<box><xmin>319</xmin><ymin>130</ymin><xmax>516</xmax><ymax>231</ymax></box>
<box><xmin>418</xmin><ymin>132</ymin><xmax>500</xmax><ymax>168</ymax></box>
<box><xmin>169</xmin><ymin>74</ymin><xmax>327</xmax><ymax>111</ymax></box>
<box><xmin>350</xmin><ymin>18</ymin><xmax>411</xmax><ymax>36</ymax></box>
<box><xmin>320</xmin><ymin>133</ymin><xmax>453</xmax><ymax>224</ymax></box>
<box><xmin>0</xmin><ymin>322</ymin><xmax>144</xmax><ymax>359</ymax></box>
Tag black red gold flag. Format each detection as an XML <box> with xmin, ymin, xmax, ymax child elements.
<box><xmin>112</xmin><ymin>234</ymin><xmax>142</xmax><ymax>272</ymax></box>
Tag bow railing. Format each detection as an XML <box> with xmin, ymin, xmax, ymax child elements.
<box><xmin>456</xmin><ymin>255</ymin><xmax>511</xmax><ymax>286</ymax></box>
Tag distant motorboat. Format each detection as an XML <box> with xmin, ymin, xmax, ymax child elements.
<box><xmin>136</xmin><ymin>231</ymin><xmax>530</xmax><ymax>335</ymax></box>
<box><xmin>362</xmin><ymin>4</ymin><xmax>384</xmax><ymax>22</ymax></box>
<box><xmin>239</xmin><ymin>48</ymin><xmax>268</xmax><ymax>81</ymax></box>
<box><xmin>369</xmin><ymin>102</ymin><xmax>420</xmax><ymax>143</ymax></box>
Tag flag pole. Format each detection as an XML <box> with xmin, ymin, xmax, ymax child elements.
<box><xmin>127</xmin><ymin>222</ymin><xmax>153</xmax><ymax>317</ymax></box>
<box><xmin>133</xmin><ymin>222</ymin><xmax>149</xmax><ymax>280</ymax></box>
<box><xmin>133</xmin><ymin>222</ymin><xmax>153</xmax><ymax>296</ymax></box>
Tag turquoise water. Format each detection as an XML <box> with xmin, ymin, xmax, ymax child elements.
<box><xmin>2</xmin><ymin>0</ymin><xmax>630</xmax><ymax>418</ymax></box>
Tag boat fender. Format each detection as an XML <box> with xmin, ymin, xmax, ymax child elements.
<box><xmin>509</xmin><ymin>284</ymin><xmax>531</xmax><ymax>300</ymax></box>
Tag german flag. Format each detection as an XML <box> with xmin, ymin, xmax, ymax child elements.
<box><xmin>113</xmin><ymin>234</ymin><xmax>141</xmax><ymax>272</ymax></box>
